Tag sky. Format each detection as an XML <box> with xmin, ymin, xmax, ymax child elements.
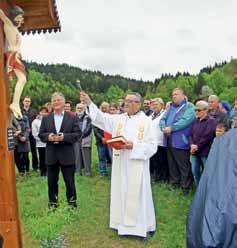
<box><xmin>21</xmin><ymin>0</ymin><xmax>237</xmax><ymax>81</ymax></box>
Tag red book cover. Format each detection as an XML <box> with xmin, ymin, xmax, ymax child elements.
<box><xmin>104</xmin><ymin>131</ymin><xmax>112</xmax><ymax>140</ymax></box>
<box><xmin>105</xmin><ymin>136</ymin><xmax>127</xmax><ymax>149</ymax></box>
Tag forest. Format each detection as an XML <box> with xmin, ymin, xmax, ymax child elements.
<box><xmin>14</xmin><ymin>58</ymin><xmax>237</xmax><ymax>109</ymax></box>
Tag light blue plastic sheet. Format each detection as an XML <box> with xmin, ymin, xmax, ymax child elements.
<box><xmin>187</xmin><ymin>129</ymin><xmax>237</xmax><ymax>248</ymax></box>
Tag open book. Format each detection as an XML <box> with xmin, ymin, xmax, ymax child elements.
<box><xmin>105</xmin><ymin>135</ymin><xmax>127</xmax><ymax>149</ymax></box>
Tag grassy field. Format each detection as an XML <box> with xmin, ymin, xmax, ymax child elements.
<box><xmin>17</xmin><ymin>147</ymin><xmax>193</xmax><ymax>248</ymax></box>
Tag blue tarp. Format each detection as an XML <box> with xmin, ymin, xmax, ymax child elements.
<box><xmin>187</xmin><ymin>129</ymin><xmax>237</xmax><ymax>248</ymax></box>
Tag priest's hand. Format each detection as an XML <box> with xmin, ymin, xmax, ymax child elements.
<box><xmin>126</xmin><ymin>141</ymin><xmax>133</xmax><ymax>149</ymax></box>
<box><xmin>120</xmin><ymin>140</ymin><xmax>133</xmax><ymax>150</ymax></box>
<box><xmin>80</xmin><ymin>91</ymin><xmax>91</xmax><ymax>105</ymax></box>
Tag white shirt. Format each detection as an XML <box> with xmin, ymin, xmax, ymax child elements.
<box><xmin>54</xmin><ymin>111</ymin><xmax>64</xmax><ymax>133</ymax></box>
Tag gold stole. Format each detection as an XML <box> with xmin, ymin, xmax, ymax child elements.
<box><xmin>111</xmin><ymin>114</ymin><xmax>148</xmax><ymax>226</ymax></box>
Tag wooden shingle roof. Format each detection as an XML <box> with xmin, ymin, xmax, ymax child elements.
<box><xmin>8</xmin><ymin>0</ymin><xmax>61</xmax><ymax>34</ymax></box>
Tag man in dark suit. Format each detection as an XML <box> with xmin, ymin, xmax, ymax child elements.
<box><xmin>21</xmin><ymin>96</ymin><xmax>38</xmax><ymax>171</ymax></box>
<box><xmin>39</xmin><ymin>92</ymin><xmax>81</xmax><ymax>208</ymax></box>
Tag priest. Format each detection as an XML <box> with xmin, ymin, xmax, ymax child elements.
<box><xmin>80</xmin><ymin>91</ymin><xmax>158</xmax><ymax>238</ymax></box>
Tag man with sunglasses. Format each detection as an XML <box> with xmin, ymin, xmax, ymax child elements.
<box><xmin>189</xmin><ymin>100</ymin><xmax>216</xmax><ymax>187</ymax></box>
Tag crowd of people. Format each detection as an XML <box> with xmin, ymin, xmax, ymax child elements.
<box><xmin>12</xmin><ymin>88</ymin><xmax>237</xmax><ymax>241</ymax></box>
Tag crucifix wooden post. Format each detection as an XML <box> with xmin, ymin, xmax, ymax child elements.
<box><xmin>0</xmin><ymin>1</ymin><xmax>60</xmax><ymax>246</ymax></box>
<box><xmin>0</xmin><ymin>1</ymin><xmax>23</xmax><ymax>247</ymax></box>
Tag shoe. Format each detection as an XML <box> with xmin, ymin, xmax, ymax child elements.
<box><xmin>68</xmin><ymin>202</ymin><xmax>77</xmax><ymax>209</ymax></box>
<box><xmin>48</xmin><ymin>202</ymin><xmax>58</xmax><ymax>211</ymax></box>
<box><xmin>148</xmin><ymin>231</ymin><xmax>156</xmax><ymax>237</ymax></box>
<box><xmin>85</xmin><ymin>172</ymin><xmax>92</xmax><ymax>177</ymax></box>
<box><xmin>168</xmin><ymin>184</ymin><xmax>180</xmax><ymax>190</ymax></box>
<box><xmin>182</xmin><ymin>188</ymin><xmax>190</xmax><ymax>196</ymax></box>
<box><xmin>142</xmin><ymin>231</ymin><xmax>156</xmax><ymax>241</ymax></box>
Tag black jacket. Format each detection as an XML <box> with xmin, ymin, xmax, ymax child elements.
<box><xmin>39</xmin><ymin>112</ymin><xmax>81</xmax><ymax>166</ymax></box>
<box><xmin>21</xmin><ymin>107</ymin><xmax>37</xmax><ymax>128</ymax></box>
<box><xmin>93</xmin><ymin>126</ymin><xmax>104</xmax><ymax>146</ymax></box>
<box><xmin>13</xmin><ymin>116</ymin><xmax>30</xmax><ymax>153</ymax></box>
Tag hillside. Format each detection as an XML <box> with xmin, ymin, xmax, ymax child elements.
<box><xmin>15</xmin><ymin>58</ymin><xmax>237</xmax><ymax>109</ymax></box>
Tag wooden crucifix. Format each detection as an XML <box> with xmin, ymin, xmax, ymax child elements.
<box><xmin>0</xmin><ymin>4</ymin><xmax>22</xmax><ymax>248</ymax></box>
<box><xmin>0</xmin><ymin>1</ymin><xmax>60</xmax><ymax>247</ymax></box>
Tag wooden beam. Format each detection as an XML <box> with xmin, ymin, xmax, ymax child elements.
<box><xmin>24</xmin><ymin>8</ymin><xmax>49</xmax><ymax>17</ymax></box>
<box><xmin>0</xmin><ymin>1</ymin><xmax>23</xmax><ymax>247</ymax></box>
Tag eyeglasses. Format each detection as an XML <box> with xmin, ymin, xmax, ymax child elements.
<box><xmin>195</xmin><ymin>109</ymin><xmax>204</xmax><ymax>112</ymax></box>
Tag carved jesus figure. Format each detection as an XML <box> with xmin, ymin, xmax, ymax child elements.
<box><xmin>0</xmin><ymin>6</ymin><xmax>26</xmax><ymax>119</ymax></box>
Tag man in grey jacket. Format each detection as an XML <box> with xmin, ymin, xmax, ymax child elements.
<box><xmin>74</xmin><ymin>103</ymin><xmax>93</xmax><ymax>176</ymax></box>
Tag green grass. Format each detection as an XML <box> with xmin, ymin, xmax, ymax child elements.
<box><xmin>17</xmin><ymin>146</ymin><xmax>193</xmax><ymax>248</ymax></box>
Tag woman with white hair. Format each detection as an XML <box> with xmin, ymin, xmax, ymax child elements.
<box><xmin>150</xmin><ymin>98</ymin><xmax>169</xmax><ymax>182</ymax></box>
<box><xmin>189</xmin><ymin>100</ymin><xmax>216</xmax><ymax>187</ymax></box>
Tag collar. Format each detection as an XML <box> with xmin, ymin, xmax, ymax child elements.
<box><xmin>126</xmin><ymin>110</ymin><xmax>141</xmax><ymax>118</ymax></box>
<box><xmin>198</xmin><ymin>115</ymin><xmax>209</xmax><ymax>121</ymax></box>
<box><xmin>152</xmin><ymin>109</ymin><xmax>164</xmax><ymax>118</ymax></box>
<box><xmin>54</xmin><ymin>111</ymin><xmax>64</xmax><ymax>116</ymax></box>
<box><xmin>172</xmin><ymin>99</ymin><xmax>186</xmax><ymax>107</ymax></box>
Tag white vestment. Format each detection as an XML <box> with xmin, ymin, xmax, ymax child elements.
<box><xmin>89</xmin><ymin>102</ymin><xmax>158</xmax><ymax>237</ymax></box>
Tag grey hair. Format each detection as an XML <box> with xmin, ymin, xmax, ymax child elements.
<box><xmin>51</xmin><ymin>92</ymin><xmax>65</xmax><ymax>100</ymax></box>
<box><xmin>208</xmin><ymin>95</ymin><xmax>219</xmax><ymax>102</ymax></box>
<box><xmin>151</xmin><ymin>97</ymin><xmax>164</xmax><ymax>107</ymax></box>
<box><xmin>127</xmin><ymin>92</ymin><xmax>142</xmax><ymax>103</ymax></box>
<box><xmin>100</xmin><ymin>101</ymin><xmax>110</xmax><ymax>107</ymax></box>
<box><xmin>196</xmin><ymin>100</ymin><xmax>209</xmax><ymax>109</ymax></box>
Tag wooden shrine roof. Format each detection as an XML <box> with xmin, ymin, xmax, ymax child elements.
<box><xmin>9</xmin><ymin>0</ymin><xmax>61</xmax><ymax>34</ymax></box>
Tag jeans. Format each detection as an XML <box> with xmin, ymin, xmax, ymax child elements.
<box><xmin>97</xmin><ymin>144</ymin><xmax>111</xmax><ymax>175</ymax></box>
<box><xmin>190</xmin><ymin>155</ymin><xmax>207</xmax><ymax>187</ymax></box>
